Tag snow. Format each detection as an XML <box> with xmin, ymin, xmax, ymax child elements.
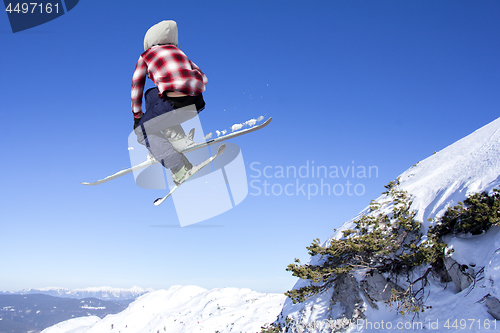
<box><xmin>213</xmin><ymin>116</ymin><xmax>265</xmax><ymax>136</ymax></box>
<box><xmin>323</xmin><ymin>116</ymin><xmax>500</xmax><ymax>245</ymax></box>
<box><xmin>41</xmin><ymin>285</ymin><xmax>286</xmax><ymax>333</ymax></box>
<box><xmin>231</xmin><ymin>123</ymin><xmax>244</xmax><ymax>131</ymax></box>
<box><xmin>398</xmin><ymin>117</ymin><xmax>500</xmax><ymax>231</ymax></box>
<box><xmin>40</xmin><ymin>316</ymin><xmax>100</xmax><ymax>333</ymax></box>
<box><xmin>80</xmin><ymin>305</ymin><xmax>106</xmax><ymax>310</ymax></box>
<box><xmin>279</xmin><ymin>117</ymin><xmax>500</xmax><ymax>331</ymax></box>
<box><xmin>444</xmin><ymin>227</ymin><xmax>500</xmax><ymax>269</ymax></box>
<box><xmin>185</xmin><ymin>117</ymin><xmax>266</xmax><ymax>141</ymax></box>
<box><xmin>230</xmin><ymin>116</ymin><xmax>264</xmax><ymax>132</ymax></box>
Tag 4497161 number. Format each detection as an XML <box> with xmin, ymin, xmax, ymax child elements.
<box><xmin>5</xmin><ymin>2</ymin><xmax>60</xmax><ymax>14</ymax></box>
<box><xmin>444</xmin><ymin>319</ymin><xmax>497</xmax><ymax>330</ymax></box>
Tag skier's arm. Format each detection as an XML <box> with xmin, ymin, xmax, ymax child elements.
<box><xmin>131</xmin><ymin>56</ymin><xmax>148</xmax><ymax>118</ymax></box>
<box><xmin>189</xmin><ymin>60</ymin><xmax>208</xmax><ymax>91</ymax></box>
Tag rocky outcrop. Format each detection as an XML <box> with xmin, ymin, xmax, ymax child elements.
<box><xmin>485</xmin><ymin>296</ymin><xmax>500</xmax><ymax>320</ymax></box>
<box><xmin>443</xmin><ymin>257</ymin><xmax>473</xmax><ymax>292</ymax></box>
<box><xmin>328</xmin><ymin>260</ymin><xmax>475</xmax><ymax>321</ymax></box>
<box><xmin>331</xmin><ymin>274</ymin><xmax>365</xmax><ymax>321</ymax></box>
<box><xmin>360</xmin><ymin>271</ymin><xmax>403</xmax><ymax>309</ymax></box>
<box><xmin>324</xmin><ymin>272</ymin><xmax>402</xmax><ymax>324</ymax></box>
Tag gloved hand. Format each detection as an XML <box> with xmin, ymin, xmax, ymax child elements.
<box><xmin>134</xmin><ymin>117</ymin><xmax>141</xmax><ymax>130</ymax></box>
<box><xmin>133</xmin><ymin>110</ymin><xmax>143</xmax><ymax>130</ymax></box>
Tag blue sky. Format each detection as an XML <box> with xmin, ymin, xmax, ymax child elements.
<box><xmin>1</xmin><ymin>0</ymin><xmax>499</xmax><ymax>293</ymax></box>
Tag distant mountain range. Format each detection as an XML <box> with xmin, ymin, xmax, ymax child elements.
<box><xmin>0</xmin><ymin>286</ymin><xmax>152</xmax><ymax>301</ymax></box>
<box><xmin>0</xmin><ymin>294</ymin><xmax>133</xmax><ymax>333</ymax></box>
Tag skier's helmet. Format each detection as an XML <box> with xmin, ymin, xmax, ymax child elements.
<box><xmin>144</xmin><ymin>20</ymin><xmax>178</xmax><ymax>51</ymax></box>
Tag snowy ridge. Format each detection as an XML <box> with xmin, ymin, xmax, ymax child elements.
<box><xmin>327</xmin><ymin>117</ymin><xmax>500</xmax><ymax>244</ymax></box>
<box><xmin>3</xmin><ymin>286</ymin><xmax>152</xmax><ymax>301</ymax></box>
<box><xmin>280</xmin><ymin>117</ymin><xmax>500</xmax><ymax>332</ymax></box>
<box><xmin>42</xmin><ymin>285</ymin><xmax>286</xmax><ymax>333</ymax></box>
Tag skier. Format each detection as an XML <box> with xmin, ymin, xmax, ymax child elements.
<box><xmin>131</xmin><ymin>20</ymin><xmax>207</xmax><ymax>184</ymax></box>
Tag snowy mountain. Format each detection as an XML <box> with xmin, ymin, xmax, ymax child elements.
<box><xmin>276</xmin><ymin>117</ymin><xmax>500</xmax><ymax>332</ymax></box>
<box><xmin>1</xmin><ymin>286</ymin><xmax>152</xmax><ymax>301</ymax></box>
<box><xmin>41</xmin><ymin>285</ymin><xmax>286</xmax><ymax>333</ymax></box>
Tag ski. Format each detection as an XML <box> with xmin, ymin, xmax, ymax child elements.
<box><xmin>182</xmin><ymin>117</ymin><xmax>272</xmax><ymax>153</ymax></box>
<box><xmin>81</xmin><ymin>117</ymin><xmax>271</xmax><ymax>186</ymax></box>
<box><xmin>80</xmin><ymin>156</ymin><xmax>157</xmax><ymax>186</ymax></box>
<box><xmin>153</xmin><ymin>144</ymin><xmax>226</xmax><ymax>206</ymax></box>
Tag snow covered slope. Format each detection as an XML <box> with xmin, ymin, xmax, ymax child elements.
<box><xmin>42</xmin><ymin>285</ymin><xmax>286</xmax><ymax>333</ymax></box>
<box><xmin>334</xmin><ymin>116</ymin><xmax>500</xmax><ymax>239</ymax></box>
<box><xmin>279</xmin><ymin>117</ymin><xmax>500</xmax><ymax>332</ymax></box>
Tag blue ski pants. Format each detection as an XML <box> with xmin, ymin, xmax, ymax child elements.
<box><xmin>135</xmin><ymin>88</ymin><xmax>200</xmax><ymax>173</ymax></box>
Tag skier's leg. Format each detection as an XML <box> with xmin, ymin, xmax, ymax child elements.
<box><xmin>141</xmin><ymin>133</ymin><xmax>191</xmax><ymax>173</ymax></box>
<box><xmin>160</xmin><ymin>94</ymin><xmax>205</xmax><ymax>150</ymax></box>
<box><xmin>135</xmin><ymin>96</ymin><xmax>193</xmax><ymax>173</ymax></box>
<box><xmin>136</xmin><ymin>121</ymin><xmax>191</xmax><ymax>174</ymax></box>
<box><xmin>135</xmin><ymin>88</ymin><xmax>203</xmax><ymax>178</ymax></box>
<box><xmin>161</xmin><ymin>124</ymin><xmax>186</xmax><ymax>141</ymax></box>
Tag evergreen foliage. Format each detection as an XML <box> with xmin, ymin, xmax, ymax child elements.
<box><xmin>284</xmin><ymin>179</ymin><xmax>500</xmax><ymax>321</ymax></box>
<box><xmin>430</xmin><ymin>189</ymin><xmax>500</xmax><ymax>236</ymax></box>
<box><xmin>260</xmin><ymin>323</ymin><xmax>282</xmax><ymax>333</ymax></box>
<box><xmin>285</xmin><ymin>179</ymin><xmax>445</xmax><ymax>305</ymax></box>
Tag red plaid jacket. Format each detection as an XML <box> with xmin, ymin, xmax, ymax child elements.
<box><xmin>131</xmin><ymin>45</ymin><xmax>207</xmax><ymax>117</ymax></box>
